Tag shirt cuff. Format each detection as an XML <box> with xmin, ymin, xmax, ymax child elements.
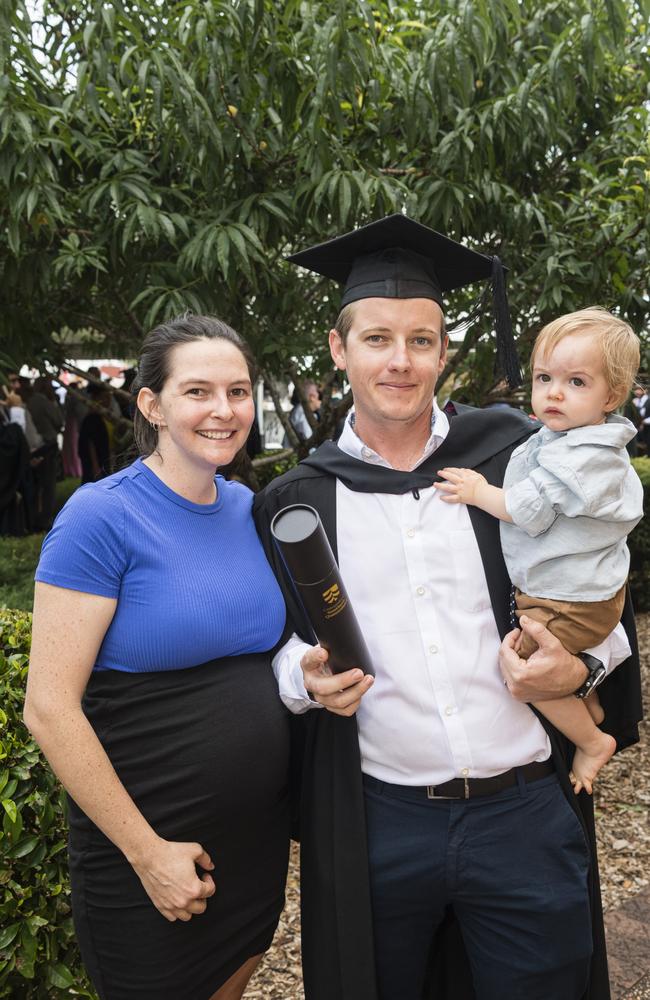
<box><xmin>505</xmin><ymin>479</ymin><xmax>557</xmax><ymax>537</ymax></box>
<box><xmin>271</xmin><ymin>633</ymin><xmax>323</xmax><ymax>714</ymax></box>
<box><xmin>583</xmin><ymin>622</ymin><xmax>631</xmax><ymax>682</ymax></box>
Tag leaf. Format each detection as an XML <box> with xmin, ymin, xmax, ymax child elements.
<box><xmin>258</xmin><ymin>196</ymin><xmax>289</xmax><ymax>222</ymax></box>
<box><xmin>122</xmin><ymin>179</ymin><xmax>150</xmax><ymax>204</ymax></box>
<box><xmin>137</xmin><ymin>58</ymin><xmax>150</xmax><ymax>93</ymax></box>
<box><xmin>0</xmin><ymin>922</ymin><xmax>19</xmax><ymax>949</ymax></box>
<box><xmin>338</xmin><ymin>174</ymin><xmax>352</xmax><ymax>226</ymax></box>
<box><xmin>101</xmin><ymin>6</ymin><xmax>115</xmax><ymax>35</ymax></box>
<box><xmin>8</xmin><ymin>834</ymin><xmax>40</xmax><ymax>858</ymax></box>
<box><xmin>25</xmin><ymin>915</ymin><xmax>48</xmax><ymax>935</ymax></box>
<box><xmin>157</xmin><ymin>213</ymin><xmax>175</xmax><ymax>242</ymax></box>
<box><xmin>2</xmin><ymin>798</ymin><xmax>17</xmax><ymax>823</ymax></box>
<box><xmin>14</xmin><ymin>111</ymin><xmax>33</xmax><ymax>142</ymax></box>
<box><xmin>48</xmin><ymin>962</ymin><xmax>75</xmax><ymax>989</ymax></box>
<box><xmin>119</xmin><ymin>44</ymin><xmax>139</xmax><ymax>82</ymax></box>
<box><xmin>82</xmin><ymin>21</ymin><xmax>97</xmax><ymax>50</ymax></box>
<box><xmin>216</xmin><ymin>229</ymin><xmax>231</xmax><ymax>280</ymax></box>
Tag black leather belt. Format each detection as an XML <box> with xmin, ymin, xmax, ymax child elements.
<box><xmin>364</xmin><ymin>759</ymin><xmax>555</xmax><ymax>801</ymax></box>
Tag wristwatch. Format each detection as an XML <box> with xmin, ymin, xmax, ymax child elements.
<box><xmin>573</xmin><ymin>652</ymin><xmax>606</xmax><ymax>699</ymax></box>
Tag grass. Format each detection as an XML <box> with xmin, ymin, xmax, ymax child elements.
<box><xmin>0</xmin><ymin>477</ymin><xmax>81</xmax><ymax>612</ymax></box>
<box><xmin>0</xmin><ymin>533</ymin><xmax>45</xmax><ymax>611</ymax></box>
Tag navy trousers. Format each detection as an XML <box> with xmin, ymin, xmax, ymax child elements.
<box><xmin>363</xmin><ymin>771</ymin><xmax>593</xmax><ymax>1000</ymax></box>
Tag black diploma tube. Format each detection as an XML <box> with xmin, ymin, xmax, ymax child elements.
<box><xmin>271</xmin><ymin>504</ymin><xmax>375</xmax><ymax>677</ymax></box>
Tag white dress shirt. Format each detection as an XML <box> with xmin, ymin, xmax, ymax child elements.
<box><xmin>272</xmin><ymin>402</ymin><xmax>631</xmax><ymax>785</ymax></box>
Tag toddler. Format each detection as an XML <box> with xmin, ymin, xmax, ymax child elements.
<box><xmin>436</xmin><ymin>307</ymin><xmax>644</xmax><ymax>793</ymax></box>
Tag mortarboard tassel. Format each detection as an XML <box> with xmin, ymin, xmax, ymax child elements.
<box><xmin>446</xmin><ymin>282</ymin><xmax>491</xmax><ymax>333</ymax></box>
<box><xmin>491</xmin><ymin>256</ymin><xmax>522</xmax><ymax>389</ymax></box>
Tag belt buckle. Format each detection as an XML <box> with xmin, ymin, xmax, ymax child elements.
<box><xmin>426</xmin><ymin>778</ymin><xmax>470</xmax><ymax>800</ymax></box>
<box><xmin>427</xmin><ymin>787</ymin><xmax>454</xmax><ymax>799</ymax></box>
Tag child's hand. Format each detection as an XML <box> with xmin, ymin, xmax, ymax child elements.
<box><xmin>435</xmin><ymin>468</ymin><xmax>487</xmax><ymax>505</ymax></box>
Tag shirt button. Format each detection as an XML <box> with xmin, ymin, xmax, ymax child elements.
<box><xmin>444</xmin><ymin>705</ymin><xmax>454</xmax><ymax>716</ymax></box>
<box><xmin>361</xmin><ymin>448</ymin><xmax>372</xmax><ymax>459</ymax></box>
<box><xmin>416</xmin><ymin>586</ymin><xmax>425</xmax><ymax>596</ymax></box>
<box><xmin>407</xmin><ymin>528</ymin><xmax>415</xmax><ymax>538</ymax></box>
<box><xmin>429</xmin><ymin>644</ymin><xmax>438</xmax><ymax>654</ymax></box>
<box><xmin>461</xmin><ymin>768</ymin><xmax>469</xmax><ymax>777</ymax></box>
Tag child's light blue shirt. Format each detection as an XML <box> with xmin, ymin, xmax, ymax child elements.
<box><xmin>501</xmin><ymin>414</ymin><xmax>643</xmax><ymax>602</ymax></box>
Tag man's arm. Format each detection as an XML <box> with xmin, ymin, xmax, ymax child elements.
<box><xmin>500</xmin><ymin>616</ymin><xmax>631</xmax><ymax>702</ymax></box>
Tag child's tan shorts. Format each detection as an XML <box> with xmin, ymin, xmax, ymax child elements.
<box><xmin>514</xmin><ymin>586</ymin><xmax>626</xmax><ymax>660</ymax></box>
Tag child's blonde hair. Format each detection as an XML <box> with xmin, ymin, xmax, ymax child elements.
<box><xmin>530</xmin><ymin>307</ymin><xmax>640</xmax><ymax>407</ymax></box>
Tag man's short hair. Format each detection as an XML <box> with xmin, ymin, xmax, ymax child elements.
<box><xmin>531</xmin><ymin>307</ymin><xmax>640</xmax><ymax>408</ymax></box>
<box><xmin>334</xmin><ymin>301</ymin><xmax>447</xmax><ymax>345</ymax></box>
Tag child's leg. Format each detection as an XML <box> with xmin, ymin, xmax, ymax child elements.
<box><xmin>533</xmin><ymin>696</ymin><xmax>616</xmax><ymax>795</ymax></box>
<box><xmin>584</xmin><ymin>691</ymin><xmax>604</xmax><ymax>725</ymax></box>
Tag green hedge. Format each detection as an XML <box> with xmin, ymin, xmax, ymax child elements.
<box><xmin>630</xmin><ymin>457</ymin><xmax>650</xmax><ymax>612</ymax></box>
<box><xmin>0</xmin><ymin>609</ymin><xmax>95</xmax><ymax>998</ymax></box>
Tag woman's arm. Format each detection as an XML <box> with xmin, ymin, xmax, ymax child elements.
<box><xmin>434</xmin><ymin>467</ymin><xmax>514</xmax><ymax>522</ymax></box>
<box><xmin>25</xmin><ymin>582</ymin><xmax>216</xmax><ymax>922</ymax></box>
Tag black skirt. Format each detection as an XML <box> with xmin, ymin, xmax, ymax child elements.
<box><xmin>68</xmin><ymin>654</ymin><xmax>291</xmax><ymax>1000</ymax></box>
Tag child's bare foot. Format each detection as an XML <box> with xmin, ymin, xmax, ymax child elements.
<box><xmin>585</xmin><ymin>694</ymin><xmax>605</xmax><ymax>725</ymax></box>
<box><xmin>569</xmin><ymin>731</ymin><xmax>616</xmax><ymax>795</ymax></box>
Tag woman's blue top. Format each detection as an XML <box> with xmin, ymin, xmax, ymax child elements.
<box><xmin>35</xmin><ymin>459</ymin><xmax>286</xmax><ymax>672</ymax></box>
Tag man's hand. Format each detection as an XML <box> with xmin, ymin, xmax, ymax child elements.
<box><xmin>435</xmin><ymin>467</ymin><xmax>487</xmax><ymax>505</ymax></box>
<box><xmin>301</xmin><ymin>645</ymin><xmax>374</xmax><ymax>717</ymax></box>
<box><xmin>500</xmin><ymin>616</ymin><xmax>588</xmax><ymax>702</ymax></box>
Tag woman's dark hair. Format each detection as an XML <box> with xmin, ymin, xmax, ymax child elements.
<box><xmin>131</xmin><ymin>314</ymin><xmax>256</xmax><ymax>457</ymax></box>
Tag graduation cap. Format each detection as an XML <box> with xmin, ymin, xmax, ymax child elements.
<box><xmin>287</xmin><ymin>213</ymin><xmax>522</xmax><ymax>388</ymax></box>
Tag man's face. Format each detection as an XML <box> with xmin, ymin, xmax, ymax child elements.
<box><xmin>329</xmin><ymin>297</ymin><xmax>447</xmax><ymax>434</ymax></box>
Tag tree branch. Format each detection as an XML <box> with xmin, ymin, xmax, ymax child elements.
<box><xmin>260</xmin><ymin>367</ymin><xmax>301</xmax><ymax>449</ymax></box>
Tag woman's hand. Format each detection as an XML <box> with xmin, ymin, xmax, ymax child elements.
<box><xmin>132</xmin><ymin>837</ymin><xmax>216</xmax><ymax>922</ymax></box>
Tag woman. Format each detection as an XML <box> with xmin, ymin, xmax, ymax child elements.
<box><xmin>24</xmin><ymin>315</ymin><xmax>291</xmax><ymax>1000</ymax></box>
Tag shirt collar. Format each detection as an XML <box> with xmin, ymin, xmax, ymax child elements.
<box><xmin>338</xmin><ymin>399</ymin><xmax>450</xmax><ymax>470</ymax></box>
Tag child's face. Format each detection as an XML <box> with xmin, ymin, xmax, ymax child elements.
<box><xmin>531</xmin><ymin>332</ymin><xmax>617</xmax><ymax>432</ymax></box>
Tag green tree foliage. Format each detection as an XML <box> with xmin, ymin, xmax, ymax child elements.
<box><xmin>2</xmin><ymin>0</ymin><xmax>649</xmax><ymax>427</ymax></box>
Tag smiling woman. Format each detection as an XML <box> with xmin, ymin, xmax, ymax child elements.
<box><xmin>135</xmin><ymin>328</ymin><xmax>256</xmax><ymax>503</ymax></box>
<box><xmin>24</xmin><ymin>315</ymin><xmax>290</xmax><ymax>1000</ymax></box>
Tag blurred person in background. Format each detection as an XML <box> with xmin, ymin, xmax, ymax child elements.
<box><xmin>0</xmin><ymin>385</ymin><xmax>29</xmax><ymax>534</ymax></box>
<box><xmin>78</xmin><ymin>382</ymin><xmax>112</xmax><ymax>484</ymax></box>
<box><xmin>283</xmin><ymin>380</ymin><xmax>321</xmax><ymax>447</ymax></box>
<box><xmin>25</xmin><ymin>376</ymin><xmax>62</xmax><ymax>531</ymax></box>
<box><xmin>62</xmin><ymin>379</ymin><xmax>86</xmax><ymax>479</ymax></box>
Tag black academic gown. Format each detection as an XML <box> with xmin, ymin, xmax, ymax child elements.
<box><xmin>253</xmin><ymin>403</ymin><xmax>643</xmax><ymax>1000</ymax></box>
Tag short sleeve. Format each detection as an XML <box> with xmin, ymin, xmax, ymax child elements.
<box><xmin>35</xmin><ymin>484</ymin><xmax>127</xmax><ymax>598</ymax></box>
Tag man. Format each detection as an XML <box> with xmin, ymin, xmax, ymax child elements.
<box><xmin>253</xmin><ymin>215</ymin><xmax>641</xmax><ymax>1000</ymax></box>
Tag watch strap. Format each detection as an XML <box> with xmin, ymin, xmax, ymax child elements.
<box><xmin>574</xmin><ymin>651</ymin><xmax>607</xmax><ymax>699</ymax></box>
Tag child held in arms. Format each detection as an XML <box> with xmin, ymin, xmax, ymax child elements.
<box><xmin>435</xmin><ymin>307</ymin><xmax>643</xmax><ymax>794</ymax></box>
